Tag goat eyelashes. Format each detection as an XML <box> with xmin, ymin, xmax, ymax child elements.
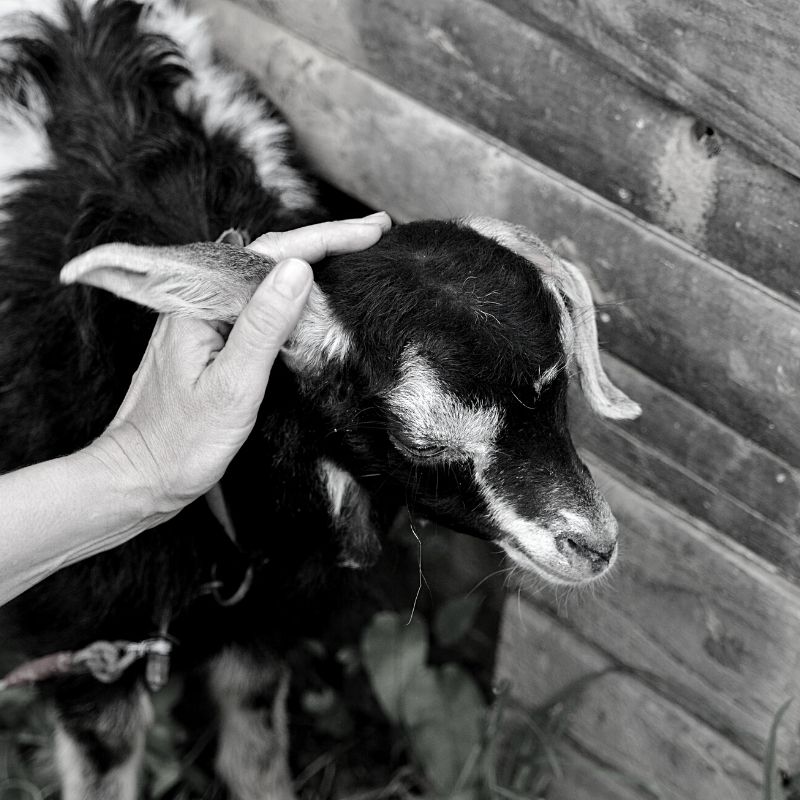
<box><xmin>0</xmin><ymin>1</ymin><xmax>639</xmax><ymax>798</ymax></box>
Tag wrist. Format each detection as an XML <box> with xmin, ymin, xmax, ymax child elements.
<box><xmin>81</xmin><ymin>426</ymin><xmax>181</xmax><ymax>522</ymax></box>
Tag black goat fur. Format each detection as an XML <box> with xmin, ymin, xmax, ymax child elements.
<box><xmin>0</xmin><ymin>1</ymin><xmax>633</xmax><ymax>796</ymax></box>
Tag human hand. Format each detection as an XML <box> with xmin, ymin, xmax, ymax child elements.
<box><xmin>85</xmin><ymin>213</ymin><xmax>391</xmax><ymax>521</ymax></box>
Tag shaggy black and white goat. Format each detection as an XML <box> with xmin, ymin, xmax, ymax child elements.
<box><xmin>0</xmin><ymin>1</ymin><xmax>640</xmax><ymax>798</ymax></box>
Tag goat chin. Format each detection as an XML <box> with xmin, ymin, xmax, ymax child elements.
<box><xmin>0</xmin><ymin>1</ymin><xmax>637</xmax><ymax>798</ymax></box>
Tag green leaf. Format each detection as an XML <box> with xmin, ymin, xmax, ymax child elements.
<box><xmin>397</xmin><ymin>662</ymin><xmax>440</xmax><ymax>728</ymax></box>
<box><xmin>764</xmin><ymin>698</ymin><xmax>793</xmax><ymax>800</ymax></box>
<box><xmin>361</xmin><ymin>611</ymin><xmax>428</xmax><ymax>724</ymax></box>
<box><xmin>434</xmin><ymin>595</ymin><xmax>484</xmax><ymax>648</ymax></box>
<box><xmin>405</xmin><ymin>664</ymin><xmax>486</xmax><ymax>796</ymax></box>
<box><xmin>149</xmin><ymin>760</ymin><xmax>183</xmax><ymax>800</ymax></box>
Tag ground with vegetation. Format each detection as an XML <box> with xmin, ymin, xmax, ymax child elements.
<box><xmin>0</xmin><ymin>522</ymin><xmax>792</xmax><ymax>799</ymax></box>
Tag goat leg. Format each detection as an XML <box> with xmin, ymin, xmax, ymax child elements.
<box><xmin>53</xmin><ymin>680</ymin><xmax>152</xmax><ymax>800</ymax></box>
<box><xmin>209</xmin><ymin>647</ymin><xmax>297</xmax><ymax>800</ymax></box>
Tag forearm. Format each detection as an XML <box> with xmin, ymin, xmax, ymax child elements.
<box><xmin>0</xmin><ymin>443</ymin><xmax>161</xmax><ymax>606</ymax></box>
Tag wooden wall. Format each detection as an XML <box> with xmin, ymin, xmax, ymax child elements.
<box><xmin>192</xmin><ymin>1</ymin><xmax>800</xmax><ymax>796</ymax></box>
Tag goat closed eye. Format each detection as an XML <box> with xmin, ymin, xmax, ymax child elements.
<box><xmin>388</xmin><ymin>430</ymin><xmax>447</xmax><ymax>462</ymax></box>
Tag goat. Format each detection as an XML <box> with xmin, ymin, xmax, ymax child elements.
<box><xmin>0</xmin><ymin>1</ymin><xmax>640</xmax><ymax>798</ymax></box>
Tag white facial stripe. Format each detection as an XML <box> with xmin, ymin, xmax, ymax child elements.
<box><xmin>282</xmin><ymin>283</ymin><xmax>352</xmax><ymax>371</ymax></box>
<box><xmin>475</xmin><ymin>456</ymin><xmax>617</xmax><ymax>584</ymax></box>
<box><xmin>474</xmin><ymin>457</ymin><xmax>562</xmax><ymax>570</ymax></box>
<box><xmin>140</xmin><ymin>2</ymin><xmax>313</xmax><ymax>211</ymax></box>
<box><xmin>387</xmin><ymin>347</ymin><xmax>502</xmax><ymax>457</ymax></box>
<box><xmin>558</xmin><ymin>509</ymin><xmax>594</xmax><ymax>537</ymax></box>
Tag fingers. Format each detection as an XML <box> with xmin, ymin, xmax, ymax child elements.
<box><xmin>247</xmin><ymin>211</ymin><xmax>391</xmax><ymax>264</ymax></box>
<box><xmin>160</xmin><ymin>315</ymin><xmax>228</xmax><ymax>375</ymax></box>
<box><xmin>211</xmin><ymin>258</ymin><xmax>313</xmax><ymax>395</ymax></box>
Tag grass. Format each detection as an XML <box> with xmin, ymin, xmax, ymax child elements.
<box><xmin>4</xmin><ymin>527</ymin><xmax>789</xmax><ymax>799</ymax></box>
<box><xmin>7</xmin><ymin>610</ymin><xmax>790</xmax><ymax>798</ymax></box>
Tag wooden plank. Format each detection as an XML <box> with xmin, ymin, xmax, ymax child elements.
<box><xmin>496</xmin><ymin>600</ymin><xmax>762</xmax><ymax>800</ymax></box>
<box><xmin>232</xmin><ymin>0</ymin><xmax>800</xmax><ymax>303</ymax></box>
<box><xmin>570</xmin><ymin>356</ymin><xmax>800</xmax><ymax>579</ymax></box>
<box><xmin>193</xmin><ymin>0</ymin><xmax>800</xmax><ymax>468</ymax></box>
<box><xmin>499</xmin><ymin>708</ymin><xmax>658</xmax><ymax>800</ymax></box>
<box><xmin>523</xmin><ymin>455</ymin><xmax>800</xmax><ymax>762</ymax></box>
<box><xmin>487</xmin><ymin>0</ymin><xmax>800</xmax><ymax>182</ymax></box>
<box><xmin>545</xmin><ymin>746</ymin><xmax>654</xmax><ymax>800</ymax></box>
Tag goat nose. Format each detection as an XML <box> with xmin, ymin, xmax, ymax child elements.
<box><xmin>555</xmin><ymin>533</ymin><xmax>616</xmax><ymax>572</ymax></box>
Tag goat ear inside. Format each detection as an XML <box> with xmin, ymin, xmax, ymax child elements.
<box><xmin>59</xmin><ymin>242</ymin><xmax>271</xmax><ymax>323</ymax></box>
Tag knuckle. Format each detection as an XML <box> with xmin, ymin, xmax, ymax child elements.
<box><xmin>248</xmin><ymin>230</ymin><xmax>285</xmax><ymax>258</ymax></box>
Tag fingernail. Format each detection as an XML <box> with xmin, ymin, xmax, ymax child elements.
<box><xmin>271</xmin><ymin>258</ymin><xmax>312</xmax><ymax>299</ymax></box>
<box><xmin>342</xmin><ymin>211</ymin><xmax>390</xmax><ymax>225</ymax></box>
<box><xmin>340</xmin><ymin>211</ymin><xmax>390</xmax><ymax>226</ymax></box>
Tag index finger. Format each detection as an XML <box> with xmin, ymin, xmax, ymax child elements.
<box><xmin>247</xmin><ymin>212</ymin><xmax>392</xmax><ymax>264</ymax></box>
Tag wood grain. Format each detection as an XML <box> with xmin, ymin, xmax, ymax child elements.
<box><xmin>545</xmin><ymin>746</ymin><xmax>657</xmax><ymax>800</ymax></box>
<box><xmin>487</xmin><ymin>0</ymin><xmax>800</xmax><ymax>182</ymax></box>
<box><xmin>496</xmin><ymin>600</ymin><xmax>763</xmax><ymax>800</ymax></box>
<box><xmin>231</xmin><ymin>0</ymin><xmax>800</xmax><ymax>304</ymax></box>
<box><xmin>523</xmin><ymin>455</ymin><xmax>800</xmax><ymax>761</ymax></box>
<box><xmin>570</xmin><ymin>356</ymin><xmax>800</xmax><ymax>579</ymax></box>
<box><xmin>192</xmin><ymin>0</ymin><xmax>800</xmax><ymax>468</ymax></box>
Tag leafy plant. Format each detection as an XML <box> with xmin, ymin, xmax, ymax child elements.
<box><xmin>0</xmin><ymin>595</ymin><xmax>584</xmax><ymax>800</ymax></box>
<box><xmin>362</xmin><ymin>611</ymin><xmax>484</xmax><ymax>797</ymax></box>
<box><xmin>358</xmin><ymin>601</ymin><xmax>570</xmax><ymax>800</ymax></box>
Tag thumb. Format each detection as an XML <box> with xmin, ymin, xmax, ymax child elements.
<box><xmin>213</xmin><ymin>258</ymin><xmax>313</xmax><ymax>391</ymax></box>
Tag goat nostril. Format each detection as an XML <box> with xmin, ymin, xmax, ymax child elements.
<box><xmin>590</xmin><ymin>542</ymin><xmax>615</xmax><ymax>564</ymax></box>
<box><xmin>556</xmin><ymin>533</ymin><xmax>586</xmax><ymax>558</ymax></box>
<box><xmin>556</xmin><ymin>533</ymin><xmax>615</xmax><ymax>569</ymax></box>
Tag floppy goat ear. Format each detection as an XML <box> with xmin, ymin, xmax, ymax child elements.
<box><xmin>60</xmin><ymin>241</ymin><xmax>350</xmax><ymax>373</ymax></box>
<box><xmin>553</xmin><ymin>256</ymin><xmax>641</xmax><ymax>420</ymax></box>
<box><xmin>463</xmin><ymin>217</ymin><xmax>641</xmax><ymax>420</ymax></box>
<box><xmin>60</xmin><ymin>242</ymin><xmax>271</xmax><ymax>323</ymax></box>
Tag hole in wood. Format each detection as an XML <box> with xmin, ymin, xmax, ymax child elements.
<box><xmin>691</xmin><ymin>120</ymin><xmax>721</xmax><ymax>158</ymax></box>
